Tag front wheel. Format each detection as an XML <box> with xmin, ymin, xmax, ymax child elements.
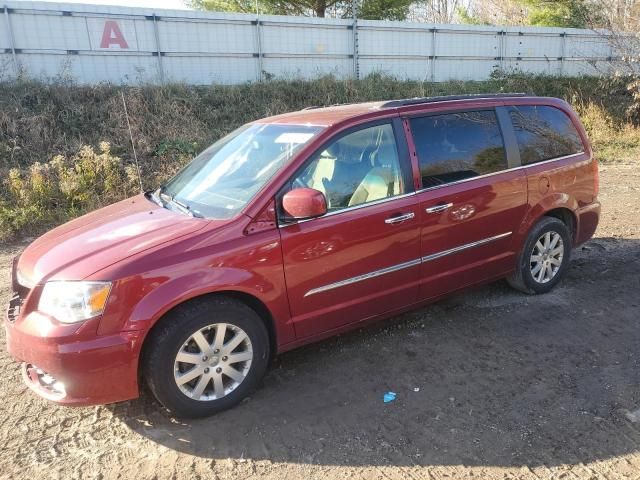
<box><xmin>507</xmin><ymin>216</ymin><xmax>572</xmax><ymax>295</ymax></box>
<box><xmin>143</xmin><ymin>296</ymin><xmax>270</xmax><ymax>418</ymax></box>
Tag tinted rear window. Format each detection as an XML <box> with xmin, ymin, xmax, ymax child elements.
<box><xmin>409</xmin><ymin>110</ymin><xmax>507</xmax><ymax>188</ymax></box>
<box><xmin>509</xmin><ymin>105</ymin><xmax>584</xmax><ymax>164</ymax></box>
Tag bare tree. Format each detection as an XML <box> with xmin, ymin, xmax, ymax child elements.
<box><xmin>597</xmin><ymin>0</ymin><xmax>640</xmax><ymax>30</ymax></box>
<box><xmin>454</xmin><ymin>0</ymin><xmax>528</xmax><ymax>25</ymax></box>
<box><xmin>408</xmin><ymin>0</ymin><xmax>464</xmax><ymax>23</ymax></box>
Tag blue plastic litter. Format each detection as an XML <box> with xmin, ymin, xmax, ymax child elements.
<box><xmin>383</xmin><ymin>391</ymin><xmax>397</xmax><ymax>403</ymax></box>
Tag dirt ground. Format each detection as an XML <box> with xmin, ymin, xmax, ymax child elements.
<box><xmin>1</xmin><ymin>165</ymin><xmax>639</xmax><ymax>480</ymax></box>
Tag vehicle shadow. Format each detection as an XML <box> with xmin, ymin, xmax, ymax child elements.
<box><xmin>110</xmin><ymin>237</ymin><xmax>640</xmax><ymax>468</ymax></box>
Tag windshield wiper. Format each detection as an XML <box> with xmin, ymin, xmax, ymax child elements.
<box><xmin>158</xmin><ymin>190</ymin><xmax>203</xmax><ymax>218</ymax></box>
<box><xmin>147</xmin><ymin>188</ymin><xmax>164</xmax><ymax>207</ymax></box>
<box><xmin>170</xmin><ymin>197</ymin><xmax>201</xmax><ymax>218</ymax></box>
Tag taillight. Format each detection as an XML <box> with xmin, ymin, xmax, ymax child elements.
<box><xmin>593</xmin><ymin>158</ymin><xmax>599</xmax><ymax>198</ymax></box>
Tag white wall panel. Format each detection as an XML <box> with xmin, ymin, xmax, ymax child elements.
<box><xmin>358</xmin><ymin>27</ymin><xmax>431</xmax><ymax>56</ymax></box>
<box><xmin>74</xmin><ymin>55</ymin><xmax>159</xmax><ymax>83</ymax></box>
<box><xmin>0</xmin><ymin>13</ymin><xmax>11</xmax><ymax>49</ymax></box>
<box><xmin>85</xmin><ymin>17</ymin><xmax>139</xmax><ymax>50</ymax></box>
<box><xmin>262</xmin><ymin>57</ymin><xmax>352</xmax><ymax>79</ymax></box>
<box><xmin>2</xmin><ymin>1</ymin><xmax>632</xmax><ymax>85</ymax></box>
<box><xmin>504</xmin><ymin>34</ymin><xmax>561</xmax><ymax>58</ymax></box>
<box><xmin>562</xmin><ymin>59</ymin><xmax>608</xmax><ymax>76</ymax></box>
<box><xmin>505</xmin><ymin>59</ymin><xmax>562</xmax><ymax>75</ymax></box>
<box><xmin>163</xmin><ymin>56</ymin><xmax>257</xmax><ymax>84</ymax></box>
<box><xmin>12</xmin><ymin>13</ymin><xmax>91</xmax><ymax>50</ymax></box>
<box><xmin>261</xmin><ymin>24</ymin><xmax>351</xmax><ymax>55</ymax></box>
<box><xmin>434</xmin><ymin>59</ymin><xmax>499</xmax><ymax>81</ymax></box>
<box><xmin>566</xmin><ymin>36</ymin><xmax>611</xmax><ymax>58</ymax></box>
<box><xmin>360</xmin><ymin>58</ymin><xmax>430</xmax><ymax>80</ymax></box>
<box><xmin>131</xmin><ymin>19</ymin><xmax>156</xmax><ymax>52</ymax></box>
<box><xmin>159</xmin><ymin>20</ymin><xmax>255</xmax><ymax>54</ymax></box>
<box><xmin>436</xmin><ymin>31</ymin><xmax>499</xmax><ymax>57</ymax></box>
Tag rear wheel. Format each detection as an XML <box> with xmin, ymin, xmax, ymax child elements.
<box><xmin>507</xmin><ymin>216</ymin><xmax>572</xmax><ymax>295</ymax></box>
<box><xmin>143</xmin><ymin>296</ymin><xmax>270</xmax><ymax>418</ymax></box>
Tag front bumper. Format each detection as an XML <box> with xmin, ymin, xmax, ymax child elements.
<box><xmin>5</xmin><ymin>312</ymin><xmax>143</xmax><ymax>406</ymax></box>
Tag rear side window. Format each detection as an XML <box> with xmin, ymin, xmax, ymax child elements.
<box><xmin>509</xmin><ymin>105</ymin><xmax>584</xmax><ymax>164</ymax></box>
<box><xmin>409</xmin><ymin>110</ymin><xmax>507</xmax><ymax>188</ymax></box>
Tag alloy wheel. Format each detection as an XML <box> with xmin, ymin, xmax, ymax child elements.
<box><xmin>530</xmin><ymin>231</ymin><xmax>564</xmax><ymax>284</ymax></box>
<box><xmin>173</xmin><ymin>323</ymin><xmax>253</xmax><ymax>401</ymax></box>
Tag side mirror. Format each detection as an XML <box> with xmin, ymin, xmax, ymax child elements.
<box><xmin>282</xmin><ymin>188</ymin><xmax>327</xmax><ymax>220</ymax></box>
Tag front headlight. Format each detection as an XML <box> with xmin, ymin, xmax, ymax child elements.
<box><xmin>39</xmin><ymin>281</ymin><xmax>112</xmax><ymax>324</ymax></box>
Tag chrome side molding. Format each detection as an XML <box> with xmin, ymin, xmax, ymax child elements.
<box><xmin>421</xmin><ymin>232</ymin><xmax>512</xmax><ymax>263</ymax></box>
<box><xmin>303</xmin><ymin>231</ymin><xmax>512</xmax><ymax>297</ymax></box>
<box><xmin>304</xmin><ymin>258</ymin><xmax>422</xmax><ymax>297</ymax></box>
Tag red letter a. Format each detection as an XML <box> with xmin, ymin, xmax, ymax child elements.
<box><xmin>100</xmin><ymin>21</ymin><xmax>129</xmax><ymax>49</ymax></box>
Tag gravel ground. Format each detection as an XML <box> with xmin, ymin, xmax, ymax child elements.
<box><xmin>1</xmin><ymin>165</ymin><xmax>639</xmax><ymax>480</ymax></box>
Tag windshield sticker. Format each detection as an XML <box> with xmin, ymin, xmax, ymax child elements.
<box><xmin>274</xmin><ymin>132</ymin><xmax>315</xmax><ymax>144</ymax></box>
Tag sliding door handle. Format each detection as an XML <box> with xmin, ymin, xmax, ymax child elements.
<box><xmin>385</xmin><ymin>212</ymin><xmax>415</xmax><ymax>224</ymax></box>
<box><xmin>426</xmin><ymin>203</ymin><xmax>453</xmax><ymax>214</ymax></box>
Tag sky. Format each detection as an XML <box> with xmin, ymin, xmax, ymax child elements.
<box><xmin>24</xmin><ymin>0</ymin><xmax>191</xmax><ymax>9</ymax></box>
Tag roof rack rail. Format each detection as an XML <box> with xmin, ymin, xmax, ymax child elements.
<box><xmin>303</xmin><ymin>102</ymin><xmax>360</xmax><ymax>110</ymax></box>
<box><xmin>381</xmin><ymin>93</ymin><xmax>527</xmax><ymax>108</ymax></box>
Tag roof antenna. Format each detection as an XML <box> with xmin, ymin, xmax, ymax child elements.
<box><xmin>121</xmin><ymin>90</ymin><xmax>144</xmax><ymax>193</ymax></box>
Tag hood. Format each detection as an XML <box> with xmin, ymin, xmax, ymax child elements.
<box><xmin>17</xmin><ymin>194</ymin><xmax>212</xmax><ymax>285</ymax></box>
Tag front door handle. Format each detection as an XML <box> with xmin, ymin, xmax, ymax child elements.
<box><xmin>385</xmin><ymin>212</ymin><xmax>415</xmax><ymax>224</ymax></box>
<box><xmin>425</xmin><ymin>202</ymin><xmax>453</xmax><ymax>214</ymax></box>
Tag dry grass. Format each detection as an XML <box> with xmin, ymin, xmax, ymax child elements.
<box><xmin>0</xmin><ymin>73</ymin><xmax>638</xmax><ymax>241</ymax></box>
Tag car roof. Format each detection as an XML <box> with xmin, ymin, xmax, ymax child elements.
<box><xmin>256</xmin><ymin>93</ymin><xmax>554</xmax><ymax>127</ymax></box>
<box><xmin>257</xmin><ymin>101</ymin><xmax>390</xmax><ymax>126</ymax></box>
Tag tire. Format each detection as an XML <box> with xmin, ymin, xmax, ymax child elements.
<box><xmin>507</xmin><ymin>216</ymin><xmax>572</xmax><ymax>295</ymax></box>
<box><xmin>143</xmin><ymin>296</ymin><xmax>270</xmax><ymax>418</ymax></box>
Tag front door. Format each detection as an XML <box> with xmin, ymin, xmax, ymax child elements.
<box><xmin>406</xmin><ymin>109</ymin><xmax>528</xmax><ymax>300</ymax></box>
<box><xmin>278</xmin><ymin>121</ymin><xmax>421</xmax><ymax>339</ymax></box>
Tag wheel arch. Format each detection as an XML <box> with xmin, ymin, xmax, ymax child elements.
<box><xmin>515</xmin><ymin>194</ymin><xmax>580</xmax><ymax>250</ymax></box>
<box><xmin>543</xmin><ymin>207</ymin><xmax>577</xmax><ymax>242</ymax></box>
<box><xmin>138</xmin><ymin>290</ymin><xmax>279</xmax><ymax>366</ymax></box>
<box><xmin>136</xmin><ymin>289</ymin><xmax>280</xmax><ymax>395</ymax></box>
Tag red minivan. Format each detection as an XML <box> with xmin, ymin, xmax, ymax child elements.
<box><xmin>5</xmin><ymin>94</ymin><xmax>600</xmax><ymax>417</ymax></box>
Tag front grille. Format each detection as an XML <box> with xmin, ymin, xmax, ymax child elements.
<box><xmin>7</xmin><ymin>256</ymin><xmax>30</xmax><ymax>323</ymax></box>
<box><xmin>15</xmin><ymin>283</ymin><xmax>30</xmax><ymax>301</ymax></box>
<box><xmin>6</xmin><ymin>293</ymin><xmax>22</xmax><ymax>323</ymax></box>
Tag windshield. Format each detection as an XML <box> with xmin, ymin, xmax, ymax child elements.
<box><xmin>161</xmin><ymin>123</ymin><xmax>323</xmax><ymax>219</ymax></box>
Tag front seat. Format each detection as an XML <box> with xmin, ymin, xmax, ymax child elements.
<box><xmin>348</xmin><ymin>143</ymin><xmax>400</xmax><ymax>206</ymax></box>
<box><xmin>348</xmin><ymin>167</ymin><xmax>397</xmax><ymax>206</ymax></box>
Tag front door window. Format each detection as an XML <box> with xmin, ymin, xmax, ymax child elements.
<box><xmin>289</xmin><ymin>123</ymin><xmax>411</xmax><ymax>212</ymax></box>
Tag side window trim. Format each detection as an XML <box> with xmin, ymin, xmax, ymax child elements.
<box><xmin>276</xmin><ymin>117</ymin><xmax>414</xmax><ymax>225</ymax></box>
<box><xmin>506</xmin><ymin>104</ymin><xmax>585</xmax><ymax>165</ymax></box>
<box><xmin>403</xmin><ymin>107</ymin><xmax>520</xmax><ymax>194</ymax></box>
<box><xmin>407</xmin><ymin>107</ymin><xmax>508</xmax><ymax>191</ymax></box>
<box><xmin>495</xmin><ymin>106</ymin><xmax>521</xmax><ymax>168</ymax></box>
<box><xmin>391</xmin><ymin>117</ymin><xmax>415</xmax><ymax>191</ymax></box>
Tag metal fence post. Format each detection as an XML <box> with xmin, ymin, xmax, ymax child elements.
<box><xmin>3</xmin><ymin>6</ymin><xmax>18</xmax><ymax>76</ymax></box>
<box><xmin>352</xmin><ymin>0</ymin><xmax>359</xmax><ymax>80</ymax></box>
<box><xmin>499</xmin><ymin>30</ymin><xmax>506</xmax><ymax>72</ymax></box>
<box><xmin>608</xmin><ymin>34</ymin><xmax>615</xmax><ymax>74</ymax></box>
<box><xmin>559</xmin><ymin>32</ymin><xmax>566</xmax><ymax>75</ymax></box>
<box><xmin>255</xmin><ymin>18</ymin><xmax>263</xmax><ymax>81</ymax></box>
<box><xmin>430</xmin><ymin>28</ymin><xmax>437</xmax><ymax>82</ymax></box>
<box><xmin>151</xmin><ymin>14</ymin><xmax>165</xmax><ymax>84</ymax></box>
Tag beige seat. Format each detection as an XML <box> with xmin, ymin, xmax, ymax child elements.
<box><xmin>308</xmin><ymin>154</ymin><xmax>335</xmax><ymax>198</ymax></box>
<box><xmin>348</xmin><ymin>141</ymin><xmax>401</xmax><ymax>206</ymax></box>
<box><xmin>348</xmin><ymin>167</ymin><xmax>397</xmax><ymax>206</ymax></box>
